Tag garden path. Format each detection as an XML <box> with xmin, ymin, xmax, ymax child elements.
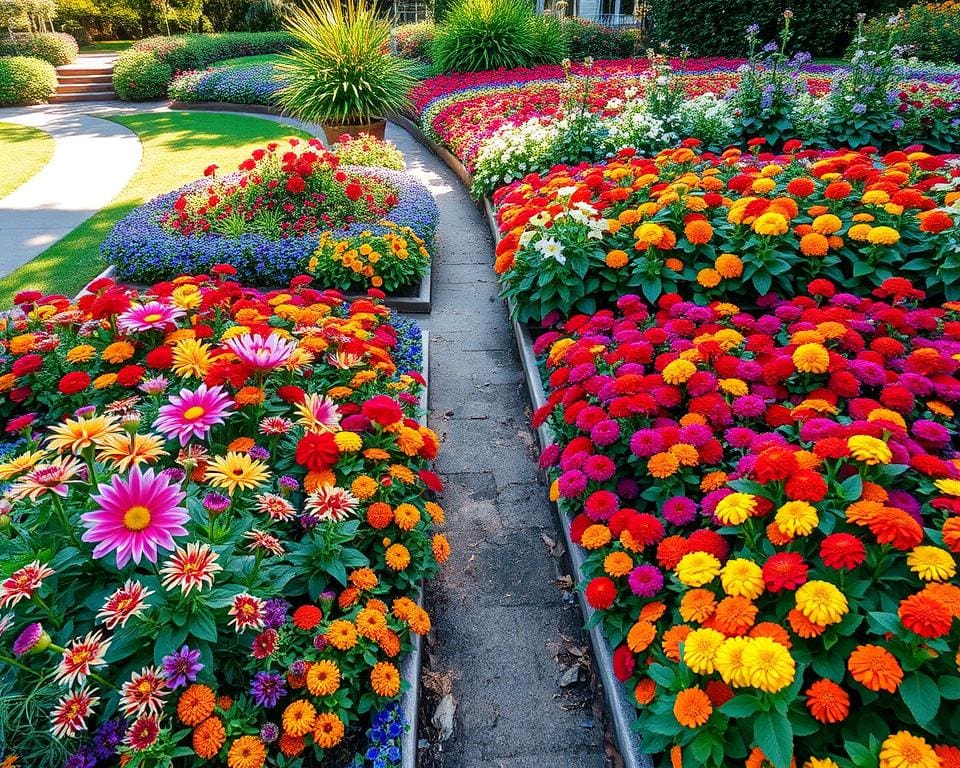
<box><xmin>0</xmin><ymin>100</ymin><xmax>608</xmax><ymax>765</ymax></box>
<box><xmin>0</xmin><ymin>105</ymin><xmax>141</xmax><ymax>278</ymax></box>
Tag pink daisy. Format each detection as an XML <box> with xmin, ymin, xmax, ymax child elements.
<box><xmin>294</xmin><ymin>393</ymin><xmax>341</xmax><ymax>434</ymax></box>
<box><xmin>50</xmin><ymin>685</ymin><xmax>100</xmax><ymax>738</ymax></box>
<box><xmin>81</xmin><ymin>465</ymin><xmax>189</xmax><ymax>568</ymax></box>
<box><xmin>97</xmin><ymin>579</ymin><xmax>155</xmax><ymax>629</ymax></box>
<box><xmin>56</xmin><ymin>630</ymin><xmax>111</xmax><ymax>686</ymax></box>
<box><xmin>6</xmin><ymin>456</ymin><xmax>84</xmax><ymax>501</ymax></box>
<box><xmin>305</xmin><ymin>485</ymin><xmax>358</xmax><ymax>522</ymax></box>
<box><xmin>120</xmin><ymin>665</ymin><xmax>168</xmax><ymax>716</ymax></box>
<box><xmin>159</xmin><ymin>542</ymin><xmax>222</xmax><ymax>595</ymax></box>
<box><xmin>0</xmin><ymin>559</ymin><xmax>54</xmax><ymax>609</ymax></box>
<box><xmin>155</xmin><ymin>384</ymin><xmax>234</xmax><ymax>447</ymax></box>
<box><xmin>229</xmin><ymin>593</ymin><xmax>265</xmax><ymax>632</ymax></box>
<box><xmin>224</xmin><ymin>333</ymin><xmax>297</xmax><ymax>372</ymax></box>
<box><xmin>117</xmin><ymin>301</ymin><xmax>185</xmax><ymax>333</ymax></box>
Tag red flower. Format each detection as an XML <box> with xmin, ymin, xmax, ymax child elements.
<box><xmin>612</xmin><ymin>644</ymin><xmax>635</xmax><ymax>682</ymax></box>
<box><xmin>204</xmin><ymin>164</ymin><xmax>218</xmax><ymax>177</ymax></box>
<box><xmin>116</xmin><ymin>365</ymin><xmax>145</xmax><ymax>387</ymax></box>
<box><xmin>899</xmin><ymin>592</ymin><xmax>953</xmax><ymax>638</ymax></box>
<box><xmin>418</xmin><ymin>470</ymin><xmax>444</xmax><ymax>493</ymax></box>
<box><xmin>295</xmin><ymin>432</ymin><xmax>341</xmax><ymax>472</ymax></box>
<box><xmin>58</xmin><ymin>371</ymin><xmax>90</xmax><ymax>395</ymax></box>
<box><xmin>5</xmin><ymin>413</ymin><xmax>36</xmax><ymax>433</ymax></box>
<box><xmin>286</xmin><ymin>175</ymin><xmax>306</xmax><ymax>194</ymax></box>
<box><xmin>626</xmin><ymin>513</ymin><xmax>665</xmax><ymax>547</ymax></box>
<box><xmin>251</xmin><ymin>628</ymin><xmax>278</xmax><ymax>659</ymax></box>
<box><xmin>585</xmin><ymin>576</ymin><xmax>617</xmax><ymax>610</ymax></box>
<box><xmin>278</xmin><ymin>385</ymin><xmax>306</xmax><ymax>404</ymax></box>
<box><xmin>11</xmin><ymin>354</ymin><xmax>43</xmax><ymax>377</ymax></box>
<box><xmin>762</xmin><ymin>552</ymin><xmax>809</xmax><ymax>592</ymax></box>
<box><xmin>819</xmin><ymin>533</ymin><xmax>866</xmax><ymax>570</ymax></box>
<box><xmin>784</xmin><ymin>470</ymin><xmax>827</xmax><ymax>502</ymax></box>
<box><xmin>345</xmin><ymin>182</ymin><xmax>363</xmax><ymax>201</ymax></box>
<box><xmin>145</xmin><ymin>346</ymin><xmax>173</xmax><ymax>369</ymax></box>
<box><xmin>292</xmin><ymin>605</ymin><xmax>323</xmax><ymax>631</ymax></box>
<box><xmin>753</xmin><ymin>446</ymin><xmax>799</xmax><ymax>483</ymax></box>
<box><xmin>362</xmin><ymin>395</ymin><xmax>403</xmax><ymax>426</ymax></box>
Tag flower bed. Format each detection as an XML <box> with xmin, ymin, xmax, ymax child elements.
<box><xmin>0</xmin><ymin>272</ymin><xmax>447</xmax><ymax>767</ymax></box>
<box><xmin>533</xmin><ymin>280</ymin><xmax>960</xmax><ymax>767</ymax></box>
<box><xmin>492</xmin><ymin>144</ymin><xmax>960</xmax><ymax>323</ymax></box>
<box><xmin>101</xmin><ymin>140</ymin><xmax>439</xmax><ymax>291</ymax></box>
<box><xmin>168</xmin><ymin>61</ymin><xmax>284</xmax><ymax>107</ymax></box>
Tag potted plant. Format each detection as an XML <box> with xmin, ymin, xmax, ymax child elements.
<box><xmin>277</xmin><ymin>0</ymin><xmax>416</xmax><ymax>144</ymax></box>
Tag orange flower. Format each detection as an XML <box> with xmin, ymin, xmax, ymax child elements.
<box><xmin>635</xmin><ymin>677</ymin><xmax>656</xmax><ymax>706</ymax></box>
<box><xmin>326</xmin><ymin>619</ymin><xmax>357</xmax><ymax>650</ymax></box>
<box><xmin>192</xmin><ymin>716</ymin><xmax>226</xmax><ymax>759</ymax></box>
<box><xmin>306</xmin><ymin>660</ymin><xmax>341</xmax><ymax>697</ymax></box>
<box><xmin>923</xmin><ymin>583</ymin><xmax>960</xmax><ymax>618</ymax></box>
<box><xmin>178</xmin><ymin>684</ymin><xmax>215</xmax><ymax>726</ymax></box>
<box><xmin>640</xmin><ymin>601</ymin><xmax>667</xmax><ymax>622</ymax></box>
<box><xmin>899</xmin><ymin>592</ymin><xmax>954</xmax><ymax>638</ymax></box>
<box><xmin>604</xmin><ymin>551</ymin><xmax>633</xmax><ymax>577</ymax></box>
<box><xmin>366</xmin><ymin>502</ymin><xmax>394</xmax><ymax>529</ymax></box>
<box><xmin>673</xmin><ymin>687</ymin><xmax>713</xmax><ymax>728</ymax></box>
<box><xmin>662</xmin><ymin>624</ymin><xmax>692</xmax><ymax>662</ymax></box>
<box><xmin>805</xmin><ymin>679</ymin><xmax>850</xmax><ymax>723</ymax></box>
<box><xmin>371</xmin><ymin>661</ymin><xmax>401</xmax><ymax>697</ymax></box>
<box><xmin>710</xmin><ymin>596</ymin><xmax>758</xmax><ymax>637</ymax></box>
<box><xmin>685</xmin><ymin>220</ymin><xmax>714</xmax><ymax>244</ymax></box>
<box><xmin>278</xmin><ymin>733</ymin><xmax>305</xmax><ymax>757</ymax></box>
<box><xmin>312</xmin><ymin>712</ymin><xmax>345</xmax><ymax>748</ymax></box>
<box><xmin>227</xmin><ymin>736</ymin><xmax>266</xmax><ymax>768</ymax></box>
<box><xmin>282</xmin><ymin>700</ymin><xmax>316</xmax><ymax>737</ymax></box>
<box><xmin>680</xmin><ymin>589</ymin><xmax>717</xmax><ymax>623</ymax></box>
<box><xmin>748</xmin><ymin>622</ymin><xmax>792</xmax><ymax>649</ymax></box>
<box><xmin>848</xmin><ymin>645</ymin><xmax>903</xmax><ymax>692</ymax></box>
<box><xmin>433</xmin><ymin>533</ymin><xmax>451</xmax><ymax>564</ymax></box>
<box><xmin>800</xmin><ymin>232</ymin><xmax>829</xmax><ymax>257</ymax></box>
<box><xmin>627</xmin><ymin>620</ymin><xmax>656</xmax><ymax>653</ymax></box>
<box><xmin>787</xmin><ymin>608</ymin><xmax>827</xmax><ymax>639</ymax></box>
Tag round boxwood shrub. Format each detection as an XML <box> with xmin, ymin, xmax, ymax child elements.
<box><xmin>0</xmin><ymin>32</ymin><xmax>79</xmax><ymax>66</ymax></box>
<box><xmin>112</xmin><ymin>50</ymin><xmax>173</xmax><ymax>101</ymax></box>
<box><xmin>101</xmin><ymin>166</ymin><xmax>439</xmax><ymax>286</ymax></box>
<box><xmin>0</xmin><ymin>56</ymin><xmax>57</xmax><ymax>106</ymax></box>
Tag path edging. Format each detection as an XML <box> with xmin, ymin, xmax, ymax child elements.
<box><xmin>394</xmin><ymin>114</ymin><xmax>650</xmax><ymax>768</ymax></box>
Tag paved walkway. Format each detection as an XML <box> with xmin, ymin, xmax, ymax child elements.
<box><xmin>0</xmin><ymin>105</ymin><xmax>141</xmax><ymax>277</ymax></box>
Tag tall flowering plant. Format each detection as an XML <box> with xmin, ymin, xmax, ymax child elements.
<box><xmin>534</xmin><ymin>279</ymin><xmax>960</xmax><ymax>767</ymax></box>
<box><xmin>0</xmin><ymin>274</ymin><xmax>449</xmax><ymax>767</ymax></box>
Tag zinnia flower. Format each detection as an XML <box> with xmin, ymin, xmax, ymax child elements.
<box><xmin>847</xmin><ymin>435</ymin><xmax>892</xmax><ymax>465</ymax></box>
<box><xmin>205</xmin><ymin>452</ymin><xmax>271</xmax><ymax>495</ymax></box>
<box><xmin>673</xmin><ymin>687</ymin><xmax>712</xmax><ymax>728</ymax></box>
<box><xmin>848</xmin><ymin>644</ymin><xmax>903</xmax><ymax>692</ymax></box>
<box><xmin>675</xmin><ymin>551</ymin><xmax>721</xmax><ymax>587</ymax></box>
<box><xmin>805</xmin><ymin>679</ymin><xmax>850</xmax><ymax>723</ymax></box>
<box><xmin>879</xmin><ymin>731</ymin><xmax>939</xmax><ymax>768</ymax></box>
<box><xmin>741</xmin><ymin>636</ymin><xmax>795</xmax><ymax>693</ymax></box>
<box><xmin>160</xmin><ymin>542</ymin><xmax>222</xmax><ymax>594</ymax></box>
<box><xmin>82</xmin><ymin>465</ymin><xmax>189</xmax><ymax>568</ymax></box>
<box><xmin>97</xmin><ymin>579</ymin><xmax>154</xmax><ymax>629</ymax></box>
<box><xmin>155</xmin><ymin>384</ymin><xmax>234</xmax><ymax>446</ymax></box>
<box><xmin>795</xmin><ymin>580</ymin><xmax>848</xmax><ymax>626</ymax></box>
<box><xmin>224</xmin><ymin>333</ymin><xmax>297</xmax><ymax>372</ymax></box>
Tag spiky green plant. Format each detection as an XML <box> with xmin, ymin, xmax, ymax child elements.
<box><xmin>276</xmin><ymin>0</ymin><xmax>415</xmax><ymax>126</ymax></box>
<box><xmin>430</xmin><ymin>0</ymin><xmax>540</xmax><ymax>73</ymax></box>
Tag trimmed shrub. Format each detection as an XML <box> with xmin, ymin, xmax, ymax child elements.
<box><xmin>563</xmin><ymin>18</ymin><xmax>634</xmax><ymax>59</ymax></box>
<box><xmin>431</xmin><ymin>0</ymin><xmax>562</xmax><ymax>73</ymax></box>
<box><xmin>114</xmin><ymin>32</ymin><xmax>295</xmax><ymax>100</ymax></box>
<box><xmin>856</xmin><ymin>1</ymin><xmax>960</xmax><ymax>63</ymax></box>
<box><xmin>395</xmin><ymin>21</ymin><xmax>436</xmax><ymax>61</ymax></box>
<box><xmin>0</xmin><ymin>56</ymin><xmax>57</xmax><ymax>105</ymax></box>
<box><xmin>0</xmin><ymin>32</ymin><xmax>78</xmax><ymax>66</ymax></box>
<box><xmin>112</xmin><ymin>50</ymin><xmax>173</xmax><ymax>100</ymax></box>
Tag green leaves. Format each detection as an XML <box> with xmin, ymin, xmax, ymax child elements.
<box><xmin>900</xmin><ymin>673</ymin><xmax>941</xmax><ymax>726</ymax></box>
<box><xmin>753</xmin><ymin>711</ymin><xmax>793</xmax><ymax>768</ymax></box>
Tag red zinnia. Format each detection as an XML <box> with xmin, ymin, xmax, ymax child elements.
<box><xmin>762</xmin><ymin>552</ymin><xmax>809</xmax><ymax>592</ymax></box>
<box><xmin>362</xmin><ymin>395</ymin><xmax>403</xmax><ymax>426</ymax></box>
<box><xmin>278</xmin><ymin>385</ymin><xmax>306</xmax><ymax>404</ymax></box>
<box><xmin>784</xmin><ymin>470</ymin><xmax>827</xmax><ymax>502</ymax></box>
<box><xmin>292</xmin><ymin>605</ymin><xmax>323</xmax><ymax>631</ymax></box>
<box><xmin>612</xmin><ymin>644</ymin><xmax>635</xmax><ymax>681</ymax></box>
<box><xmin>820</xmin><ymin>533</ymin><xmax>866</xmax><ymax>570</ymax></box>
<box><xmin>899</xmin><ymin>592</ymin><xmax>954</xmax><ymax>638</ymax></box>
<box><xmin>58</xmin><ymin>371</ymin><xmax>90</xmax><ymax>395</ymax></box>
<box><xmin>145</xmin><ymin>346</ymin><xmax>172</xmax><ymax>369</ymax></box>
<box><xmin>11</xmin><ymin>354</ymin><xmax>43</xmax><ymax>377</ymax></box>
<box><xmin>585</xmin><ymin>577</ymin><xmax>617</xmax><ymax>610</ymax></box>
<box><xmin>294</xmin><ymin>432</ymin><xmax>341</xmax><ymax>472</ymax></box>
<box><xmin>286</xmin><ymin>175</ymin><xmax>306</xmax><ymax>194</ymax></box>
<box><xmin>116</xmin><ymin>365</ymin><xmax>145</xmax><ymax>387</ymax></box>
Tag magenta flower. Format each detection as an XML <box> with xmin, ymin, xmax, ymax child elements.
<box><xmin>82</xmin><ymin>465</ymin><xmax>189</xmax><ymax>568</ymax></box>
<box><xmin>117</xmin><ymin>302</ymin><xmax>186</xmax><ymax>334</ymax></box>
<box><xmin>155</xmin><ymin>384</ymin><xmax>234</xmax><ymax>447</ymax></box>
<box><xmin>224</xmin><ymin>333</ymin><xmax>297</xmax><ymax>372</ymax></box>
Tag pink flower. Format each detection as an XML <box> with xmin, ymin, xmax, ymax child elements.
<box><xmin>0</xmin><ymin>559</ymin><xmax>54</xmax><ymax>609</ymax></box>
<box><xmin>224</xmin><ymin>333</ymin><xmax>297</xmax><ymax>372</ymax></box>
<box><xmin>155</xmin><ymin>384</ymin><xmax>234</xmax><ymax>446</ymax></box>
<box><xmin>230</xmin><ymin>593</ymin><xmax>265</xmax><ymax>632</ymax></box>
<box><xmin>304</xmin><ymin>485</ymin><xmax>358</xmax><ymax>522</ymax></box>
<box><xmin>50</xmin><ymin>685</ymin><xmax>100</xmax><ymax>738</ymax></box>
<box><xmin>117</xmin><ymin>302</ymin><xmax>185</xmax><ymax>334</ymax></box>
<box><xmin>82</xmin><ymin>465</ymin><xmax>189</xmax><ymax>568</ymax></box>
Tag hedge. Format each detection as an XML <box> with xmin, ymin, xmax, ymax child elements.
<box><xmin>113</xmin><ymin>32</ymin><xmax>296</xmax><ymax>101</ymax></box>
<box><xmin>0</xmin><ymin>32</ymin><xmax>78</xmax><ymax>66</ymax></box>
<box><xmin>0</xmin><ymin>56</ymin><xmax>57</xmax><ymax>105</ymax></box>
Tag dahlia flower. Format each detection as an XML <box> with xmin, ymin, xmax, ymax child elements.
<box><xmin>224</xmin><ymin>333</ymin><xmax>297</xmax><ymax>372</ymax></box>
<box><xmin>155</xmin><ymin>384</ymin><xmax>234</xmax><ymax>447</ymax></box>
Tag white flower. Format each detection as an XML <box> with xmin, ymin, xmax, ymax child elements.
<box><xmin>535</xmin><ymin>237</ymin><xmax>566</xmax><ymax>265</ymax></box>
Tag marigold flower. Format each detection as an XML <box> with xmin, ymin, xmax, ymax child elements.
<box><xmin>178</xmin><ymin>684</ymin><xmax>215</xmax><ymax>726</ymax></box>
<box><xmin>673</xmin><ymin>687</ymin><xmax>712</xmax><ymax>728</ymax></box>
<box><xmin>193</xmin><ymin>716</ymin><xmax>226</xmax><ymax>759</ymax></box>
<box><xmin>313</xmin><ymin>712</ymin><xmax>345</xmax><ymax>748</ymax></box>
<box><xmin>848</xmin><ymin>645</ymin><xmax>903</xmax><ymax>692</ymax></box>
<box><xmin>805</xmin><ymin>679</ymin><xmax>849</xmax><ymax>723</ymax></box>
<box><xmin>879</xmin><ymin>731</ymin><xmax>940</xmax><ymax>768</ymax></box>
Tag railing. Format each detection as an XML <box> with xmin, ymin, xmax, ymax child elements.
<box><xmin>394</xmin><ymin>1</ymin><xmax>430</xmax><ymax>23</ymax></box>
<box><xmin>594</xmin><ymin>12</ymin><xmax>642</xmax><ymax>26</ymax></box>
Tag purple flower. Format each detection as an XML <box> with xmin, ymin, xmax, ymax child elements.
<box><xmin>261</xmin><ymin>722</ymin><xmax>280</xmax><ymax>743</ymax></box>
<box><xmin>313</xmin><ymin>634</ymin><xmax>329</xmax><ymax>651</ymax></box>
<box><xmin>662</xmin><ymin>496</ymin><xmax>697</xmax><ymax>526</ymax></box>
<box><xmin>202</xmin><ymin>492</ymin><xmax>231</xmax><ymax>513</ymax></box>
<box><xmin>290</xmin><ymin>659</ymin><xmax>307</xmax><ymax>677</ymax></box>
<box><xmin>12</xmin><ymin>622</ymin><xmax>45</xmax><ymax>656</ymax></box>
<box><xmin>162</xmin><ymin>645</ymin><xmax>203</xmax><ymax>689</ymax></box>
<box><xmin>250</xmin><ymin>670</ymin><xmax>287</xmax><ymax>708</ymax></box>
<box><xmin>93</xmin><ymin>718</ymin><xmax>126</xmax><ymax>760</ymax></box>
<box><xmin>263</xmin><ymin>597</ymin><xmax>291</xmax><ymax>629</ymax></box>
<box><xmin>628</xmin><ymin>565</ymin><xmax>664</xmax><ymax>597</ymax></box>
<box><xmin>279</xmin><ymin>475</ymin><xmax>299</xmax><ymax>491</ymax></box>
<box><xmin>65</xmin><ymin>750</ymin><xmax>96</xmax><ymax>768</ymax></box>
<box><xmin>249</xmin><ymin>445</ymin><xmax>270</xmax><ymax>461</ymax></box>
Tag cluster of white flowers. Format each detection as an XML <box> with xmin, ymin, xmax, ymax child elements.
<box><xmin>602</xmin><ymin>98</ymin><xmax>676</xmax><ymax>154</ymax></box>
<box><xmin>676</xmin><ymin>94</ymin><xmax>737</xmax><ymax>147</ymax></box>
<box><xmin>471</xmin><ymin>117</ymin><xmax>567</xmax><ymax>195</ymax></box>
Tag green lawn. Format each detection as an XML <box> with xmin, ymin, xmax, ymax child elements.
<box><xmin>0</xmin><ymin>122</ymin><xmax>55</xmax><ymax>200</ymax></box>
<box><xmin>0</xmin><ymin>111</ymin><xmax>311</xmax><ymax>304</ymax></box>
<box><xmin>79</xmin><ymin>40</ymin><xmax>135</xmax><ymax>53</ymax></box>
<box><xmin>216</xmin><ymin>54</ymin><xmax>284</xmax><ymax>68</ymax></box>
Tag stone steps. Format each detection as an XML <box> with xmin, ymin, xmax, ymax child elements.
<box><xmin>53</xmin><ymin>61</ymin><xmax>115</xmax><ymax>103</ymax></box>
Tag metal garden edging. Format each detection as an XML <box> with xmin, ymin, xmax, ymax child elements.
<box><xmin>392</xmin><ymin>117</ymin><xmax>650</xmax><ymax>768</ymax></box>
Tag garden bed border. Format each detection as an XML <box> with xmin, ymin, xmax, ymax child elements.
<box><xmin>393</xmin><ymin>115</ymin><xmax>650</xmax><ymax>768</ymax></box>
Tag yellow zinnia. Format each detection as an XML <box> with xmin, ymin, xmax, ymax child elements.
<box><xmin>713</xmin><ymin>492</ymin><xmax>757</xmax><ymax>526</ymax></box>
<box><xmin>792</xmin><ymin>343</ymin><xmax>830</xmax><ymax>374</ymax></box>
<box><xmin>847</xmin><ymin>435</ymin><xmax>892</xmax><ymax>465</ymax></box>
<box><xmin>795</xmin><ymin>580</ymin><xmax>848</xmax><ymax>626</ymax></box>
<box><xmin>682</xmin><ymin>627</ymin><xmax>726</xmax><ymax>674</ymax></box>
<box><xmin>172</xmin><ymin>338</ymin><xmax>212</xmax><ymax>379</ymax></box>
<box><xmin>741</xmin><ymin>636</ymin><xmax>795</xmax><ymax>693</ymax></box>
<box><xmin>714</xmin><ymin>636</ymin><xmax>751</xmax><ymax>687</ymax></box>
<box><xmin>752</xmin><ymin>212</ymin><xmax>789</xmax><ymax>236</ymax></box>
<box><xmin>867</xmin><ymin>226</ymin><xmax>900</xmax><ymax>246</ymax></box>
<box><xmin>774</xmin><ymin>500</ymin><xmax>819</xmax><ymax>537</ymax></box>
<box><xmin>662</xmin><ymin>358</ymin><xmax>697</xmax><ymax>384</ymax></box>
<box><xmin>675</xmin><ymin>552</ymin><xmax>721</xmax><ymax>587</ymax></box>
<box><xmin>907</xmin><ymin>546</ymin><xmax>956</xmax><ymax>582</ymax></box>
<box><xmin>720</xmin><ymin>559</ymin><xmax>765</xmax><ymax>599</ymax></box>
<box><xmin>205</xmin><ymin>452</ymin><xmax>271</xmax><ymax>495</ymax></box>
<box><xmin>878</xmin><ymin>731</ymin><xmax>940</xmax><ymax>768</ymax></box>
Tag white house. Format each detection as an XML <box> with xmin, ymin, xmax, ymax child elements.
<box><xmin>535</xmin><ymin>0</ymin><xmax>642</xmax><ymax>27</ymax></box>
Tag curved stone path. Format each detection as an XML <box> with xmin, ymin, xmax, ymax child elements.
<box><xmin>0</xmin><ymin>100</ymin><xmax>607</xmax><ymax>766</ymax></box>
<box><xmin>0</xmin><ymin>105</ymin><xmax>141</xmax><ymax>278</ymax></box>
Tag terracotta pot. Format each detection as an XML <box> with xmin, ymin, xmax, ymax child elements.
<box><xmin>322</xmin><ymin>118</ymin><xmax>386</xmax><ymax>145</ymax></box>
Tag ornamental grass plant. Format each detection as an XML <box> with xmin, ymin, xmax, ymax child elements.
<box><xmin>276</xmin><ymin>0</ymin><xmax>416</xmax><ymax>127</ymax></box>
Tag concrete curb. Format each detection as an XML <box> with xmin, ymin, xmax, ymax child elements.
<box><xmin>391</xmin><ymin>115</ymin><xmax>651</xmax><ymax>768</ymax></box>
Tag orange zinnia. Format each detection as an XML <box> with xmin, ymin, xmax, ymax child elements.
<box><xmin>787</xmin><ymin>608</ymin><xmax>827</xmax><ymax>639</ymax></box>
<box><xmin>673</xmin><ymin>687</ymin><xmax>713</xmax><ymax>728</ymax></box>
<box><xmin>635</xmin><ymin>677</ymin><xmax>656</xmax><ymax>706</ymax></box>
<box><xmin>679</xmin><ymin>589</ymin><xmax>717</xmax><ymax>623</ymax></box>
<box><xmin>627</xmin><ymin>620</ymin><xmax>656</xmax><ymax>653</ymax></box>
<box><xmin>805</xmin><ymin>678</ymin><xmax>850</xmax><ymax>723</ymax></box>
<box><xmin>662</xmin><ymin>624</ymin><xmax>693</xmax><ymax>662</ymax></box>
<box><xmin>848</xmin><ymin>645</ymin><xmax>903</xmax><ymax>692</ymax></box>
<box><xmin>711</xmin><ymin>596</ymin><xmax>758</xmax><ymax>637</ymax></box>
<box><xmin>899</xmin><ymin>592</ymin><xmax>954</xmax><ymax>638</ymax></box>
<box><xmin>192</xmin><ymin>716</ymin><xmax>226</xmax><ymax>759</ymax></box>
<box><xmin>178</xmin><ymin>684</ymin><xmax>215</xmax><ymax>726</ymax></box>
<box><xmin>748</xmin><ymin>622</ymin><xmax>792</xmax><ymax>649</ymax></box>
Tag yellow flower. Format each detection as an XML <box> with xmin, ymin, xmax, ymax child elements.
<box><xmin>741</xmin><ymin>636</ymin><xmax>795</xmax><ymax>693</ymax></box>
<box><xmin>811</xmin><ymin>213</ymin><xmax>842</xmax><ymax>234</ymax></box>
<box><xmin>935</xmin><ymin>478</ymin><xmax>960</xmax><ymax>496</ymax></box>
<box><xmin>878</xmin><ymin>731</ymin><xmax>940</xmax><ymax>768</ymax></box>
<box><xmin>682</xmin><ymin>628</ymin><xmax>726</xmax><ymax>674</ymax></box>
<box><xmin>861</xmin><ymin>190</ymin><xmax>890</xmax><ymax>205</ymax></box>
<box><xmin>334</xmin><ymin>431</ymin><xmax>362</xmax><ymax>452</ymax></box>
<box><xmin>718</xmin><ymin>378</ymin><xmax>748</xmax><ymax>396</ymax></box>
<box><xmin>95</xmin><ymin>432</ymin><xmax>168</xmax><ymax>472</ymax></box>
<box><xmin>714</xmin><ymin>636</ymin><xmax>751</xmax><ymax>687</ymax></box>
<box><xmin>635</xmin><ymin>222</ymin><xmax>666</xmax><ymax>245</ymax></box>
<box><xmin>867</xmin><ymin>226</ymin><xmax>900</xmax><ymax>246</ymax></box>
<box><xmin>172</xmin><ymin>338</ymin><xmax>212</xmax><ymax>379</ymax></box>
<box><xmin>848</xmin><ymin>223</ymin><xmax>873</xmax><ymax>241</ymax></box>
<box><xmin>675</xmin><ymin>552</ymin><xmax>721</xmax><ymax>587</ymax></box>
<box><xmin>907</xmin><ymin>546</ymin><xmax>956</xmax><ymax>582</ymax></box>
<box><xmin>804</xmin><ymin>760</ymin><xmax>841</xmax><ymax>768</ymax></box>
<box><xmin>751</xmin><ymin>177</ymin><xmax>776</xmax><ymax>194</ymax></box>
<box><xmin>867</xmin><ymin>407</ymin><xmax>907</xmax><ymax>430</ymax></box>
<box><xmin>795</xmin><ymin>580</ymin><xmax>848</xmax><ymax>626</ymax></box>
<box><xmin>66</xmin><ymin>344</ymin><xmax>96</xmax><ymax>363</ymax></box>
<box><xmin>47</xmin><ymin>415</ymin><xmax>123</xmax><ymax>455</ymax></box>
<box><xmin>205</xmin><ymin>452</ymin><xmax>271</xmax><ymax>495</ymax></box>
<box><xmin>720</xmin><ymin>558</ymin><xmax>764</xmax><ymax>599</ymax></box>
<box><xmin>774</xmin><ymin>500</ymin><xmax>819</xmax><ymax>537</ymax></box>
<box><xmin>714</xmin><ymin>493</ymin><xmax>757</xmax><ymax>526</ymax></box>
<box><xmin>662</xmin><ymin>359</ymin><xmax>697</xmax><ymax>384</ymax></box>
<box><xmin>847</xmin><ymin>435</ymin><xmax>892</xmax><ymax>465</ymax></box>
<box><xmin>752</xmin><ymin>212</ymin><xmax>789</xmax><ymax>236</ymax></box>
<box><xmin>696</xmin><ymin>268</ymin><xmax>721</xmax><ymax>288</ymax></box>
<box><xmin>793</xmin><ymin>343</ymin><xmax>830</xmax><ymax>374</ymax></box>
<box><xmin>0</xmin><ymin>449</ymin><xmax>47</xmax><ymax>480</ymax></box>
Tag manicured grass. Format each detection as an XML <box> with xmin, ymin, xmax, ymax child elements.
<box><xmin>0</xmin><ymin>122</ymin><xmax>55</xmax><ymax>200</ymax></box>
<box><xmin>79</xmin><ymin>40</ymin><xmax>135</xmax><ymax>53</ymax></box>
<box><xmin>216</xmin><ymin>54</ymin><xmax>284</xmax><ymax>68</ymax></box>
<box><xmin>0</xmin><ymin>111</ymin><xmax>310</xmax><ymax>304</ymax></box>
